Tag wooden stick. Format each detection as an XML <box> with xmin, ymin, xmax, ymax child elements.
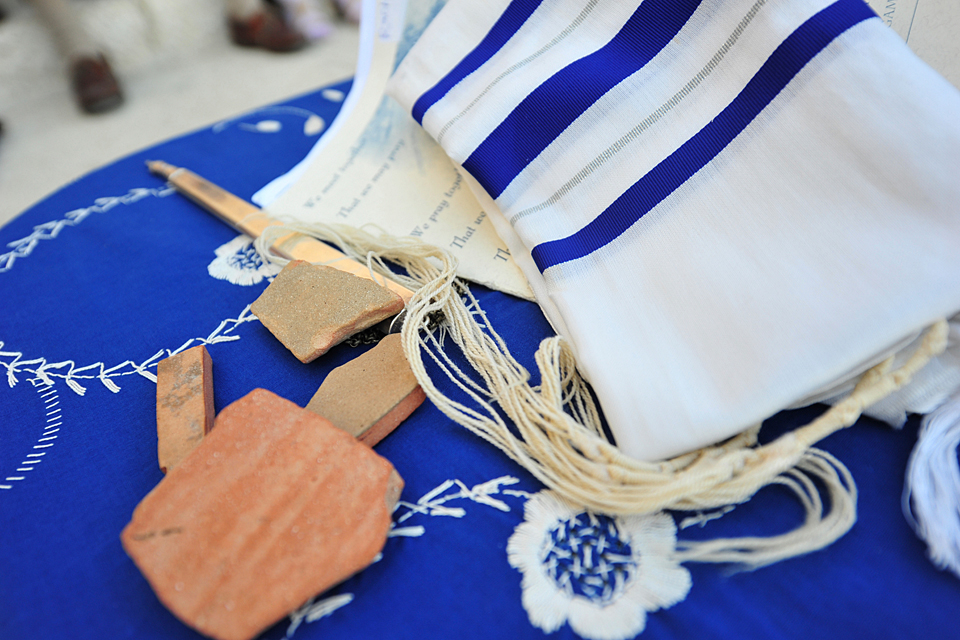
<box><xmin>147</xmin><ymin>160</ymin><xmax>414</xmax><ymax>304</ymax></box>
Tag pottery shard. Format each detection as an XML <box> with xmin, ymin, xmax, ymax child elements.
<box><xmin>306</xmin><ymin>334</ymin><xmax>426</xmax><ymax>446</ymax></box>
<box><xmin>250</xmin><ymin>260</ymin><xmax>404</xmax><ymax>363</ymax></box>
<box><xmin>121</xmin><ymin>388</ymin><xmax>403</xmax><ymax>640</ymax></box>
<box><xmin>156</xmin><ymin>345</ymin><xmax>214</xmax><ymax>474</ymax></box>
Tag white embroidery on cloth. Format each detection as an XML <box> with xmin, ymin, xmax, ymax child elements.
<box><xmin>286</xmin><ymin>593</ymin><xmax>354</xmax><ymax>638</ymax></box>
<box><xmin>508</xmin><ymin>491</ymin><xmax>691</xmax><ymax>640</ymax></box>
<box><xmin>0</xmin><ymin>380</ymin><xmax>60</xmax><ymax>491</ymax></box>
<box><xmin>0</xmin><ymin>187</ymin><xmax>174</xmax><ymax>274</ymax></box>
<box><xmin>212</xmin><ymin>106</ymin><xmax>326</xmax><ymax>137</ymax></box>
<box><xmin>0</xmin><ymin>305</ymin><xmax>258</xmax><ymax>394</ymax></box>
<box><xmin>208</xmin><ymin>235</ymin><xmax>283</xmax><ymax>286</ymax></box>
<box><xmin>393</xmin><ymin>476</ymin><xmax>523</xmax><ymax>527</ymax></box>
<box><xmin>285</xmin><ymin>476</ymin><xmax>528</xmax><ymax>637</ymax></box>
<box><xmin>241</xmin><ymin>120</ymin><xmax>283</xmax><ymax>133</ymax></box>
<box><xmin>321</xmin><ymin>88</ymin><xmax>346</xmax><ymax>102</ymax></box>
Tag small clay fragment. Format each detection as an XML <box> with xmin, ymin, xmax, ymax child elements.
<box><xmin>156</xmin><ymin>345</ymin><xmax>214</xmax><ymax>474</ymax></box>
<box><xmin>306</xmin><ymin>334</ymin><xmax>426</xmax><ymax>446</ymax></box>
<box><xmin>121</xmin><ymin>389</ymin><xmax>403</xmax><ymax>640</ymax></box>
<box><xmin>250</xmin><ymin>260</ymin><xmax>404</xmax><ymax>363</ymax></box>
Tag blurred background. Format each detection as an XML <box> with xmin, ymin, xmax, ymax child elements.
<box><xmin>0</xmin><ymin>0</ymin><xmax>956</xmax><ymax>229</ymax></box>
<box><xmin>0</xmin><ymin>0</ymin><xmax>359</xmax><ymax>227</ymax></box>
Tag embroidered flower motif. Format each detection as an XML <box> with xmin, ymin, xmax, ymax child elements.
<box><xmin>212</xmin><ymin>106</ymin><xmax>326</xmax><ymax>136</ymax></box>
<box><xmin>207</xmin><ymin>235</ymin><xmax>282</xmax><ymax>286</ymax></box>
<box><xmin>508</xmin><ymin>491</ymin><xmax>691</xmax><ymax>640</ymax></box>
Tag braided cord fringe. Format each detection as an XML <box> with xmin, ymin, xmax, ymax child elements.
<box><xmin>254</xmin><ymin>221</ymin><xmax>949</xmax><ymax>563</ymax></box>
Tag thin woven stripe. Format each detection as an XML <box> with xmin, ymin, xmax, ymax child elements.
<box><xmin>435</xmin><ymin>0</ymin><xmax>603</xmax><ymax>145</ymax></box>
<box><xmin>411</xmin><ymin>0</ymin><xmax>545</xmax><ymax>125</ymax></box>
<box><xmin>531</xmin><ymin>0</ymin><xmax>876</xmax><ymax>273</ymax></box>
<box><xmin>462</xmin><ymin>0</ymin><xmax>704</xmax><ymax>199</ymax></box>
<box><xmin>508</xmin><ymin>0</ymin><xmax>771</xmax><ymax>226</ymax></box>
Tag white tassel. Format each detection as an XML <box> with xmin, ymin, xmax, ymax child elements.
<box><xmin>903</xmin><ymin>391</ymin><xmax>960</xmax><ymax>578</ymax></box>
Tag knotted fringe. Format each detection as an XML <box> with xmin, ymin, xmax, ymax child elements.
<box><xmin>254</xmin><ymin>221</ymin><xmax>949</xmax><ymax>566</ymax></box>
<box><xmin>903</xmin><ymin>392</ymin><xmax>960</xmax><ymax>578</ymax></box>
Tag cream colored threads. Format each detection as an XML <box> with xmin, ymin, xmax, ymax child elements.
<box><xmin>252</xmin><ymin>221</ymin><xmax>948</xmax><ymax>563</ymax></box>
<box><xmin>673</xmin><ymin>447</ymin><xmax>857</xmax><ymax>568</ymax></box>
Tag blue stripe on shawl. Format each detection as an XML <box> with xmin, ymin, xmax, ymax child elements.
<box><xmin>411</xmin><ymin>0</ymin><xmax>546</xmax><ymax>125</ymax></box>
<box><xmin>531</xmin><ymin>0</ymin><xmax>876</xmax><ymax>273</ymax></box>
<box><xmin>464</xmin><ymin>0</ymin><xmax>704</xmax><ymax>199</ymax></box>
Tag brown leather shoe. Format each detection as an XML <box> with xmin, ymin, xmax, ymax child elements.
<box><xmin>71</xmin><ymin>54</ymin><xmax>123</xmax><ymax>114</ymax></box>
<box><xmin>229</xmin><ymin>7</ymin><xmax>307</xmax><ymax>53</ymax></box>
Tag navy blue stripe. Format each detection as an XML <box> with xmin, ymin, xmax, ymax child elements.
<box><xmin>411</xmin><ymin>0</ymin><xmax>545</xmax><ymax>125</ymax></box>
<box><xmin>463</xmin><ymin>0</ymin><xmax>703</xmax><ymax>199</ymax></box>
<box><xmin>531</xmin><ymin>0</ymin><xmax>875</xmax><ymax>273</ymax></box>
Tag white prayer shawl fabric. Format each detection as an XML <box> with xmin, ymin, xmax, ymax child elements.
<box><xmin>387</xmin><ymin>0</ymin><xmax>960</xmax><ymax>461</ymax></box>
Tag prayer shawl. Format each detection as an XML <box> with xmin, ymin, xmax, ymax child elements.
<box><xmin>387</xmin><ymin>0</ymin><xmax>960</xmax><ymax>462</ymax></box>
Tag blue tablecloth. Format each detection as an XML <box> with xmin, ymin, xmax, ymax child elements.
<box><xmin>1</xmin><ymin>80</ymin><xmax>957</xmax><ymax>640</ymax></box>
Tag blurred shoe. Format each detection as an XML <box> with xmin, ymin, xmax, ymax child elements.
<box><xmin>229</xmin><ymin>6</ymin><xmax>307</xmax><ymax>52</ymax></box>
<box><xmin>71</xmin><ymin>54</ymin><xmax>124</xmax><ymax>114</ymax></box>
<box><xmin>332</xmin><ymin>0</ymin><xmax>361</xmax><ymax>23</ymax></box>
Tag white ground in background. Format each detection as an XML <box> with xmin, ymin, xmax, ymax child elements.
<box><xmin>1</xmin><ymin>0</ymin><xmax>955</xmax><ymax>229</ymax></box>
<box><xmin>0</xmin><ymin>0</ymin><xmax>359</xmax><ymax>228</ymax></box>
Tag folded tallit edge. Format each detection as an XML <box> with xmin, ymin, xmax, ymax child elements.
<box><xmin>249</xmin><ymin>213</ymin><xmax>954</xmax><ymax>572</ymax></box>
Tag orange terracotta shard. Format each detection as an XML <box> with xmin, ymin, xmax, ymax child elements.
<box><xmin>250</xmin><ymin>260</ymin><xmax>404</xmax><ymax>363</ymax></box>
<box><xmin>306</xmin><ymin>334</ymin><xmax>426</xmax><ymax>446</ymax></box>
<box><xmin>121</xmin><ymin>389</ymin><xmax>403</xmax><ymax>640</ymax></box>
<box><xmin>156</xmin><ymin>345</ymin><xmax>214</xmax><ymax>474</ymax></box>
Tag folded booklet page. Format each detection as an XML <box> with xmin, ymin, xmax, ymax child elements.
<box><xmin>256</xmin><ymin>0</ymin><xmax>533</xmax><ymax>300</ymax></box>
<box><xmin>863</xmin><ymin>0</ymin><xmax>960</xmax><ymax>88</ymax></box>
